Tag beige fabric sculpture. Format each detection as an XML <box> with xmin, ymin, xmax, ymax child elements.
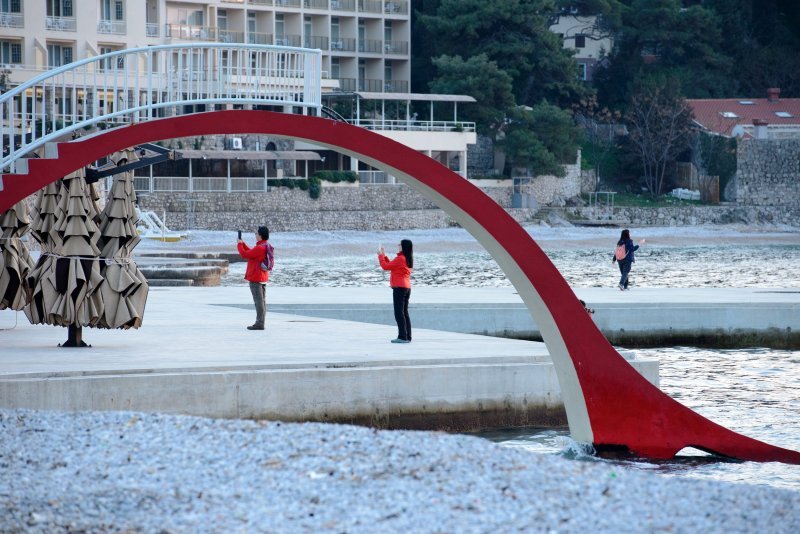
<box><xmin>0</xmin><ymin>201</ymin><xmax>36</xmax><ymax>310</ymax></box>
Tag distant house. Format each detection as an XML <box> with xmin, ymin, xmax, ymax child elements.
<box><xmin>687</xmin><ymin>88</ymin><xmax>800</xmax><ymax>139</ymax></box>
<box><xmin>548</xmin><ymin>14</ymin><xmax>613</xmax><ymax>82</ymax></box>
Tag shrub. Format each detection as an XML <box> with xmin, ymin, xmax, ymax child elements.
<box><xmin>312</xmin><ymin>170</ymin><xmax>358</xmax><ymax>183</ymax></box>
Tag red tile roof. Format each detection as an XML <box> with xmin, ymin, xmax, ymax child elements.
<box><xmin>686</xmin><ymin>93</ymin><xmax>800</xmax><ymax>137</ymax></box>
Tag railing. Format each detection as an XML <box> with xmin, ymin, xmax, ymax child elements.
<box><xmin>358</xmin><ymin>78</ymin><xmax>382</xmax><ymax>92</ymax></box>
<box><xmin>330</xmin><ymin>37</ymin><xmax>356</xmax><ymax>52</ymax></box>
<box><xmin>97</xmin><ymin>20</ymin><xmax>126</xmax><ymax>35</ymax></box>
<box><xmin>384</xmin><ymin>0</ymin><xmax>407</xmax><ymax>14</ymax></box>
<box><xmin>358</xmin><ymin>170</ymin><xmax>398</xmax><ymax>185</ymax></box>
<box><xmin>146</xmin><ymin>23</ymin><xmax>160</xmax><ymax>37</ymax></box>
<box><xmin>331</xmin><ymin>0</ymin><xmax>355</xmax><ymax>10</ymax></box>
<box><xmin>383</xmin><ymin>79</ymin><xmax>408</xmax><ymax>93</ymax></box>
<box><xmin>359</xmin><ymin>39</ymin><xmax>383</xmax><ymax>54</ymax></box>
<box><xmin>0</xmin><ymin>43</ymin><xmax>323</xmax><ymax>172</ymax></box>
<box><xmin>0</xmin><ymin>12</ymin><xmax>23</xmax><ymax>28</ymax></box>
<box><xmin>248</xmin><ymin>32</ymin><xmax>273</xmax><ymax>45</ymax></box>
<box><xmin>274</xmin><ymin>34</ymin><xmax>301</xmax><ymax>47</ymax></box>
<box><xmin>249</xmin><ymin>0</ymin><xmax>273</xmax><ymax>4</ymax></box>
<box><xmin>275</xmin><ymin>0</ymin><xmax>302</xmax><ymax>6</ymax></box>
<box><xmin>46</xmin><ymin>16</ymin><xmax>76</xmax><ymax>32</ymax></box>
<box><xmin>134</xmin><ymin>176</ymin><xmax>278</xmax><ymax>193</ymax></box>
<box><xmin>166</xmin><ymin>25</ymin><xmax>244</xmax><ymax>44</ymax></box>
<box><xmin>384</xmin><ymin>40</ymin><xmax>408</xmax><ymax>55</ymax></box>
<box><xmin>358</xmin><ymin>0</ymin><xmax>382</xmax><ymax>13</ymax></box>
<box><xmin>349</xmin><ymin>119</ymin><xmax>475</xmax><ymax>132</ymax></box>
<box><xmin>304</xmin><ymin>36</ymin><xmax>329</xmax><ymax>49</ymax></box>
<box><xmin>218</xmin><ymin>30</ymin><xmax>245</xmax><ymax>43</ymax></box>
<box><xmin>304</xmin><ymin>0</ymin><xmax>328</xmax><ymax>8</ymax></box>
<box><xmin>337</xmin><ymin>78</ymin><xmax>355</xmax><ymax>91</ymax></box>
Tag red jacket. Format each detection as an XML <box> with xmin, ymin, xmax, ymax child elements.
<box><xmin>378</xmin><ymin>252</ymin><xmax>411</xmax><ymax>288</ymax></box>
<box><xmin>238</xmin><ymin>240</ymin><xmax>270</xmax><ymax>283</ymax></box>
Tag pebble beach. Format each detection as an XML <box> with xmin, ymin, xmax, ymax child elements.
<box><xmin>2</xmin><ymin>410</ymin><xmax>798</xmax><ymax>532</ymax></box>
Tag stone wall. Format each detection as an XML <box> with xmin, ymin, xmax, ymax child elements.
<box><xmin>138</xmin><ymin>185</ymin><xmax>527</xmax><ymax>231</ymax></box>
<box><xmin>564</xmin><ymin>205</ymin><xmax>800</xmax><ymax>227</ymax></box>
<box><xmin>736</xmin><ymin>138</ymin><xmax>800</xmax><ymax>207</ymax></box>
<box><xmin>520</xmin><ymin>151</ymin><xmax>582</xmax><ymax>207</ymax></box>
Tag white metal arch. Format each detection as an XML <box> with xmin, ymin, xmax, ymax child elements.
<box><xmin>0</xmin><ymin>43</ymin><xmax>322</xmax><ymax>172</ymax></box>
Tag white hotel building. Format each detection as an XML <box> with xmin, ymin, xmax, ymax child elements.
<box><xmin>0</xmin><ymin>0</ymin><xmax>475</xmax><ymax>184</ymax></box>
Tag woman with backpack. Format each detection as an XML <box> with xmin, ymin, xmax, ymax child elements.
<box><xmin>612</xmin><ymin>229</ymin><xmax>645</xmax><ymax>291</ymax></box>
<box><xmin>378</xmin><ymin>239</ymin><xmax>413</xmax><ymax>343</ymax></box>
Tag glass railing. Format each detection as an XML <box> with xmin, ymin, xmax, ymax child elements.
<box><xmin>97</xmin><ymin>20</ymin><xmax>126</xmax><ymax>35</ymax></box>
<box><xmin>383</xmin><ymin>40</ymin><xmax>408</xmax><ymax>55</ymax></box>
<box><xmin>331</xmin><ymin>0</ymin><xmax>355</xmax><ymax>11</ymax></box>
<box><xmin>358</xmin><ymin>39</ymin><xmax>382</xmax><ymax>53</ymax></box>
<box><xmin>145</xmin><ymin>22</ymin><xmax>159</xmax><ymax>37</ymax></box>
<box><xmin>304</xmin><ymin>35</ymin><xmax>329</xmax><ymax>49</ymax></box>
<box><xmin>274</xmin><ymin>0</ymin><xmax>301</xmax><ymax>7</ymax></box>
<box><xmin>304</xmin><ymin>0</ymin><xmax>328</xmax><ymax>8</ymax></box>
<box><xmin>330</xmin><ymin>37</ymin><xmax>356</xmax><ymax>52</ymax></box>
<box><xmin>358</xmin><ymin>0</ymin><xmax>382</xmax><ymax>13</ymax></box>
<box><xmin>384</xmin><ymin>1</ymin><xmax>407</xmax><ymax>14</ymax></box>
<box><xmin>248</xmin><ymin>32</ymin><xmax>273</xmax><ymax>45</ymax></box>
<box><xmin>0</xmin><ymin>12</ymin><xmax>23</xmax><ymax>28</ymax></box>
<box><xmin>46</xmin><ymin>16</ymin><xmax>77</xmax><ymax>31</ymax></box>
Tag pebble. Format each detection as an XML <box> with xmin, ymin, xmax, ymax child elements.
<box><xmin>1</xmin><ymin>409</ymin><xmax>798</xmax><ymax>532</ymax></box>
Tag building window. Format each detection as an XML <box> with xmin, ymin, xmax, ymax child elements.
<box><xmin>101</xmin><ymin>0</ymin><xmax>123</xmax><ymax>21</ymax></box>
<box><xmin>575</xmin><ymin>34</ymin><xmax>586</xmax><ymax>48</ymax></box>
<box><xmin>248</xmin><ymin>13</ymin><xmax>256</xmax><ymax>34</ymax></box>
<box><xmin>99</xmin><ymin>46</ymin><xmax>124</xmax><ymax>70</ymax></box>
<box><xmin>578</xmin><ymin>63</ymin><xmax>587</xmax><ymax>80</ymax></box>
<box><xmin>331</xmin><ymin>57</ymin><xmax>340</xmax><ymax>79</ymax></box>
<box><xmin>0</xmin><ymin>40</ymin><xmax>21</xmax><ymax>64</ymax></box>
<box><xmin>1</xmin><ymin>0</ymin><xmax>22</xmax><ymax>13</ymax></box>
<box><xmin>166</xmin><ymin>7</ymin><xmax>203</xmax><ymax>26</ymax></box>
<box><xmin>47</xmin><ymin>0</ymin><xmax>73</xmax><ymax>17</ymax></box>
<box><xmin>47</xmin><ymin>43</ymin><xmax>73</xmax><ymax>67</ymax></box>
<box><xmin>218</xmin><ymin>9</ymin><xmax>227</xmax><ymax>30</ymax></box>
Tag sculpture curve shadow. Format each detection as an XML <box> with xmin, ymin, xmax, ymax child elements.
<box><xmin>2</xmin><ymin>110</ymin><xmax>798</xmax><ymax>464</ymax></box>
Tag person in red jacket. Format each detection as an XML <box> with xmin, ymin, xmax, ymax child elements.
<box><xmin>237</xmin><ymin>225</ymin><xmax>270</xmax><ymax>330</ymax></box>
<box><xmin>378</xmin><ymin>239</ymin><xmax>413</xmax><ymax>343</ymax></box>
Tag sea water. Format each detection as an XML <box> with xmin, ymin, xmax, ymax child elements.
<box><xmin>145</xmin><ymin>225</ymin><xmax>800</xmax><ymax>490</ymax></box>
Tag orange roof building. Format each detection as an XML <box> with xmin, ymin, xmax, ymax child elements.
<box><xmin>687</xmin><ymin>88</ymin><xmax>800</xmax><ymax>139</ymax></box>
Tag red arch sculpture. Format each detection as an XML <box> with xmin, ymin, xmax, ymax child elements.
<box><xmin>2</xmin><ymin>110</ymin><xmax>798</xmax><ymax>463</ymax></box>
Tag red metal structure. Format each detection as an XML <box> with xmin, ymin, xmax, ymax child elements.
<box><xmin>1</xmin><ymin>110</ymin><xmax>798</xmax><ymax>464</ymax></box>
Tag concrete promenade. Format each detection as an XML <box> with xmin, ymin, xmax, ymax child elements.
<box><xmin>1</xmin><ymin>286</ymin><xmax>797</xmax><ymax>430</ymax></box>
<box><xmin>267</xmin><ymin>286</ymin><xmax>800</xmax><ymax>348</ymax></box>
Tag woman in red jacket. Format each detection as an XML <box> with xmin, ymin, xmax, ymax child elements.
<box><xmin>237</xmin><ymin>225</ymin><xmax>270</xmax><ymax>331</ymax></box>
<box><xmin>378</xmin><ymin>239</ymin><xmax>413</xmax><ymax>343</ymax></box>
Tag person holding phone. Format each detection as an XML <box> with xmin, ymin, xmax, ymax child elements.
<box><xmin>237</xmin><ymin>225</ymin><xmax>270</xmax><ymax>330</ymax></box>
<box><xmin>378</xmin><ymin>239</ymin><xmax>414</xmax><ymax>343</ymax></box>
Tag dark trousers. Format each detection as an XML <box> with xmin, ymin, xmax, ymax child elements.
<box><xmin>618</xmin><ymin>261</ymin><xmax>632</xmax><ymax>289</ymax></box>
<box><xmin>392</xmin><ymin>287</ymin><xmax>411</xmax><ymax>341</ymax></box>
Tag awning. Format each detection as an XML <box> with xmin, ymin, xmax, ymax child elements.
<box><xmin>175</xmin><ymin>150</ymin><xmax>322</xmax><ymax>161</ymax></box>
<box><xmin>354</xmin><ymin>92</ymin><xmax>476</xmax><ymax>103</ymax></box>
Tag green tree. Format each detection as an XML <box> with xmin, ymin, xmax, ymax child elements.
<box><xmin>500</xmin><ymin>103</ymin><xmax>579</xmax><ymax>177</ymax></box>
<box><xmin>594</xmin><ymin>0</ymin><xmax>734</xmax><ymax>108</ymax></box>
<box><xmin>625</xmin><ymin>78</ymin><xmax>694</xmax><ymax>196</ymax></box>
<box><xmin>428</xmin><ymin>54</ymin><xmax>515</xmax><ymax>137</ymax></box>
<box><xmin>420</xmin><ymin>0</ymin><xmax>590</xmax><ymax>108</ymax></box>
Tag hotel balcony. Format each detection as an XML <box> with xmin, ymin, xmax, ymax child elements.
<box><xmin>46</xmin><ymin>16</ymin><xmax>77</xmax><ymax>32</ymax></box>
<box><xmin>304</xmin><ymin>0</ymin><xmax>328</xmax><ymax>8</ymax></box>
<box><xmin>97</xmin><ymin>20</ymin><xmax>126</xmax><ymax>36</ymax></box>
<box><xmin>330</xmin><ymin>37</ymin><xmax>356</xmax><ymax>52</ymax></box>
<box><xmin>165</xmin><ymin>25</ymin><xmax>244</xmax><ymax>43</ymax></box>
<box><xmin>384</xmin><ymin>1</ymin><xmax>407</xmax><ymax>14</ymax></box>
<box><xmin>248</xmin><ymin>32</ymin><xmax>274</xmax><ymax>45</ymax></box>
<box><xmin>358</xmin><ymin>0</ymin><xmax>382</xmax><ymax>14</ymax></box>
<box><xmin>0</xmin><ymin>11</ymin><xmax>23</xmax><ymax>28</ymax></box>
<box><xmin>331</xmin><ymin>0</ymin><xmax>355</xmax><ymax>11</ymax></box>
<box><xmin>275</xmin><ymin>0</ymin><xmax>302</xmax><ymax>7</ymax></box>
<box><xmin>275</xmin><ymin>34</ymin><xmax>301</xmax><ymax>47</ymax></box>
<box><xmin>383</xmin><ymin>40</ymin><xmax>408</xmax><ymax>55</ymax></box>
<box><xmin>146</xmin><ymin>23</ymin><xmax>160</xmax><ymax>37</ymax></box>
<box><xmin>304</xmin><ymin>35</ymin><xmax>329</xmax><ymax>49</ymax></box>
<box><xmin>358</xmin><ymin>39</ymin><xmax>382</xmax><ymax>54</ymax></box>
